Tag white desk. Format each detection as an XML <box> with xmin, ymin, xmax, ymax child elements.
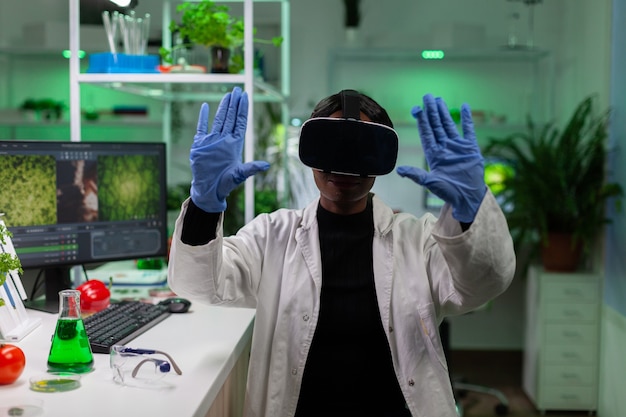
<box><xmin>0</xmin><ymin>303</ymin><xmax>255</xmax><ymax>417</ymax></box>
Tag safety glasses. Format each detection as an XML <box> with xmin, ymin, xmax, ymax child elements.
<box><xmin>110</xmin><ymin>345</ymin><xmax>182</xmax><ymax>389</ymax></box>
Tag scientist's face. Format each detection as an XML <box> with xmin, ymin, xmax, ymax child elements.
<box><xmin>313</xmin><ymin>110</ymin><xmax>376</xmax><ymax>215</ymax></box>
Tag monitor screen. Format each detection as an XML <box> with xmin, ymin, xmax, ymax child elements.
<box><xmin>0</xmin><ymin>140</ymin><xmax>168</xmax><ymax>311</ymax></box>
<box><xmin>423</xmin><ymin>156</ymin><xmax>515</xmax><ymax>212</ymax></box>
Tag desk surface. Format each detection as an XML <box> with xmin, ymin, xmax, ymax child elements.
<box><xmin>0</xmin><ymin>302</ymin><xmax>255</xmax><ymax>417</ymax></box>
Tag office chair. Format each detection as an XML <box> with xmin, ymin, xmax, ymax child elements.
<box><xmin>440</xmin><ymin>319</ymin><xmax>509</xmax><ymax>416</ymax></box>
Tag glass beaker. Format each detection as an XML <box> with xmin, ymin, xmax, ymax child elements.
<box><xmin>47</xmin><ymin>289</ymin><xmax>94</xmax><ymax>373</ymax></box>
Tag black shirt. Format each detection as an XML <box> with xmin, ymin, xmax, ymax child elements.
<box><xmin>295</xmin><ymin>195</ymin><xmax>406</xmax><ymax>417</ymax></box>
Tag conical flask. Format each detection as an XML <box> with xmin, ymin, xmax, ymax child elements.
<box><xmin>47</xmin><ymin>289</ymin><xmax>94</xmax><ymax>373</ymax></box>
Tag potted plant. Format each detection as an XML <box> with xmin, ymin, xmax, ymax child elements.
<box><xmin>161</xmin><ymin>0</ymin><xmax>282</xmax><ymax>73</ymax></box>
<box><xmin>0</xmin><ymin>221</ymin><xmax>23</xmax><ymax>307</ymax></box>
<box><xmin>19</xmin><ymin>98</ymin><xmax>65</xmax><ymax>121</ymax></box>
<box><xmin>483</xmin><ymin>94</ymin><xmax>623</xmax><ymax>272</ymax></box>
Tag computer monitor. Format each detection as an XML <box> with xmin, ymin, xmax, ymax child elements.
<box><xmin>423</xmin><ymin>156</ymin><xmax>515</xmax><ymax>212</ymax></box>
<box><xmin>0</xmin><ymin>140</ymin><xmax>168</xmax><ymax>312</ymax></box>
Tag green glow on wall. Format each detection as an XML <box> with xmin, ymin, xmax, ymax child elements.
<box><xmin>421</xmin><ymin>50</ymin><xmax>445</xmax><ymax>60</ymax></box>
<box><xmin>62</xmin><ymin>50</ymin><xmax>86</xmax><ymax>59</ymax></box>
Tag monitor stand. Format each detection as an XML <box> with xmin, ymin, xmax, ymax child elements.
<box><xmin>24</xmin><ymin>267</ymin><xmax>73</xmax><ymax>313</ymax></box>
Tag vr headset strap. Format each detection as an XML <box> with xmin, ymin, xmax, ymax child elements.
<box><xmin>340</xmin><ymin>89</ymin><xmax>361</xmax><ymax>120</ymax></box>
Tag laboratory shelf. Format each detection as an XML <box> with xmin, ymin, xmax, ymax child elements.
<box><xmin>329</xmin><ymin>46</ymin><xmax>550</xmax><ymax>63</ymax></box>
<box><xmin>77</xmin><ymin>73</ymin><xmax>286</xmax><ymax>102</ymax></box>
<box><xmin>0</xmin><ymin>47</ymin><xmax>68</xmax><ymax>58</ymax></box>
<box><xmin>68</xmin><ymin>0</ymin><xmax>291</xmax><ymax>223</ymax></box>
<box><xmin>328</xmin><ymin>44</ymin><xmax>554</xmax><ymax>128</ymax></box>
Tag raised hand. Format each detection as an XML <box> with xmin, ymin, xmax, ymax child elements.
<box><xmin>190</xmin><ymin>87</ymin><xmax>270</xmax><ymax>212</ymax></box>
<box><xmin>396</xmin><ymin>94</ymin><xmax>486</xmax><ymax>223</ymax></box>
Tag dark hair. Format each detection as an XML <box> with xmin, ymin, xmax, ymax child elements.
<box><xmin>310</xmin><ymin>90</ymin><xmax>394</xmax><ymax>128</ymax></box>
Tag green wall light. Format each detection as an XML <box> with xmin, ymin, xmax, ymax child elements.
<box><xmin>63</xmin><ymin>50</ymin><xmax>86</xmax><ymax>59</ymax></box>
<box><xmin>421</xmin><ymin>50</ymin><xmax>445</xmax><ymax>60</ymax></box>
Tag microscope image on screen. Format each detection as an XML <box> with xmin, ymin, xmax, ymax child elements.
<box><xmin>96</xmin><ymin>154</ymin><xmax>161</xmax><ymax>222</ymax></box>
<box><xmin>57</xmin><ymin>159</ymin><xmax>99</xmax><ymax>224</ymax></box>
<box><xmin>1</xmin><ymin>152</ymin><xmax>163</xmax><ymax>227</ymax></box>
<box><xmin>56</xmin><ymin>154</ymin><xmax>161</xmax><ymax>224</ymax></box>
<box><xmin>0</xmin><ymin>141</ymin><xmax>168</xmax><ymax>268</ymax></box>
<box><xmin>0</xmin><ymin>154</ymin><xmax>57</xmax><ymax>227</ymax></box>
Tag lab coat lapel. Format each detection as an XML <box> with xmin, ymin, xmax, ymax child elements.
<box><xmin>371</xmin><ymin>195</ymin><xmax>395</xmax><ymax>334</ymax></box>
<box><xmin>295</xmin><ymin>198</ymin><xmax>323</xmax><ymax>294</ymax></box>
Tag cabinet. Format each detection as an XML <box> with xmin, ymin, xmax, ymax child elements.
<box><xmin>67</xmin><ymin>0</ymin><xmax>291</xmax><ymax>222</ymax></box>
<box><xmin>522</xmin><ymin>265</ymin><xmax>601</xmax><ymax>413</ymax></box>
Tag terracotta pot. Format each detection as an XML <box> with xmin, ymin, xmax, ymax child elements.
<box><xmin>541</xmin><ymin>232</ymin><xmax>583</xmax><ymax>272</ymax></box>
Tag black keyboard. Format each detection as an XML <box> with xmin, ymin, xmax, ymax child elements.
<box><xmin>84</xmin><ymin>301</ymin><xmax>171</xmax><ymax>354</ymax></box>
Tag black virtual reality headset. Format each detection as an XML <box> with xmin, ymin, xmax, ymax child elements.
<box><xmin>298</xmin><ymin>89</ymin><xmax>399</xmax><ymax>177</ymax></box>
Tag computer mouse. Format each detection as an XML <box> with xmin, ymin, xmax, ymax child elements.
<box><xmin>159</xmin><ymin>297</ymin><xmax>191</xmax><ymax>313</ymax></box>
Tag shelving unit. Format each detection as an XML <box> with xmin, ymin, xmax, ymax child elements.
<box><xmin>0</xmin><ymin>119</ymin><xmax>162</xmax><ymax>143</ymax></box>
<box><xmin>67</xmin><ymin>0</ymin><xmax>291</xmax><ymax>222</ymax></box>
<box><xmin>327</xmin><ymin>46</ymin><xmax>553</xmax><ymax>132</ymax></box>
<box><xmin>0</xmin><ymin>47</ymin><xmax>68</xmax><ymax>112</ymax></box>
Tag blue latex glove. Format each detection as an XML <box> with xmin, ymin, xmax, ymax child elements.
<box><xmin>190</xmin><ymin>87</ymin><xmax>270</xmax><ymax>212</ymax></box>
<box><xmin>396</xmin><ymin>94</ymin><xmax>486</xmax><ymax>223</ymax></box>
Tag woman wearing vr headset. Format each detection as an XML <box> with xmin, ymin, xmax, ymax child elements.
<box><xmin>168</xmin><ymin>87</ymin><xmax>515</xmax><ymax>417</ymax></box>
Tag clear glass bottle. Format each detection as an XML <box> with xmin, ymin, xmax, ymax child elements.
<box><xmin>506</xmin><ymin>0</ymin><xmax>523</xmax><ymax>48</ymax></box>
<box><xmin>47</xmin><ymin>289</ymin><xmax>94</xmax><ymax>373</ymax></box>
<box><xmin>507</xmin><ymin>11</ymin><xmax>521</xmax><ymax>48</ymax></box>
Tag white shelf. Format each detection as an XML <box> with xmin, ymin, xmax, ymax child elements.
<box><xmin>0</xmin><ymin>119</ymin><xmax>161</xmax><ymax>128</ymax></box>
<box><xmin>329</xmin><ymin>46</ymin><xmax>550</xmax><ymax>62</ymax></box>
<box><xmin>328</xmin><ymin>44</ymin><xmax>553</xmax><ymax>128</ymax></box>
<box><xmin>0</xmin><ymin>47</ymin><xmax>68</xmax><ymax>58</ymax></box>
<box><xmin>77</xmin><ymin>73</ymin><xmax>286</xmax><ymax>101</ymax></box>
<box><xmin>68</xmin><ymin>0</ymin><xmax>291</xmax><ymax>223</ymax></box>
<box><xmin>77</xmin><ymin>72</ymin><xmax>248</xmax><ymax>83</ymax></box>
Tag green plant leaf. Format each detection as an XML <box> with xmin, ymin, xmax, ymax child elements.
<box><xmin>0</xmin><ymin>223</ymin><xmax>23</xmax><ymax>280</ymax></box>
<box><xmin>165</xmin><ymin>0</ymin><xmax>282</xmax><ymax>72</ymax></box>
<box><xmin>483</xmin><ymin>94</ymin><xmax>624</xmax><ymax>262</ymax></box>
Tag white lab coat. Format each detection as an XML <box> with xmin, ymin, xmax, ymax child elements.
<box><xmin>168</xmin><ymin>191</ymin><xmax>515</xmax><ymax>417</ymax></box>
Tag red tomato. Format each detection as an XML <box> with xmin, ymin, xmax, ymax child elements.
<box><xmin>0</xmin><ymin>343</ymin><xmax>26</xmax><ymax>385</ymax></box>
<box><xmin>76</xmin><ymin>280</ymin><xmax>111</xmax><ymax>313</ymax></box>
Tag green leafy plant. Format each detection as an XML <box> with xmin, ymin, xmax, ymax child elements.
<box><xmin>19</xmin><ymin>98</ymin><xmax>66</xmax><ymax>120</ymax></box>
<box><xmin>483</xmin><ymin>94</ymin><xmax>623</xmax><ymax>268</ymax></box>
<box><xmin>167</xmin><ymin>183</ymin><xmax>190</xmax><ymax>211</ymax></box>
<box><xmin>160</xmin><ymin>0</ymin><xmax>283</xmax><ymax>69</ymax></box>
<box><xmin>0</xmin><ymin>222</ymin><xmax>23</xmax><ymax>307</ymax></box>
<box><xmin>170</xmin><ymin>0</ymin><xmax>245</xmax><ymax>49</ymax></box>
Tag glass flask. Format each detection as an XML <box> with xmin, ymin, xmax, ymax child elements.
<box><xmin>47</xmin><ymin>289</ymin><xmax>94</xmax><ymax>373</ymax></box>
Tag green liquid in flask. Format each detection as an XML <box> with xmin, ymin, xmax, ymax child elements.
<box><xmin>47</xmin><ymin>289</ymin><xmax>94</xmax><ymax>374</ymax></box>
<box><xmin>47</xmin><ymin>318</ymin><xmax>93</xmax><ymax>373</ymax></box>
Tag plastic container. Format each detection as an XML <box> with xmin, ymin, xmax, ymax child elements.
<box><xmin>87</xmin><ymin>53</ymin><xmax>160</xmax><ymax>74</ymax></box>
